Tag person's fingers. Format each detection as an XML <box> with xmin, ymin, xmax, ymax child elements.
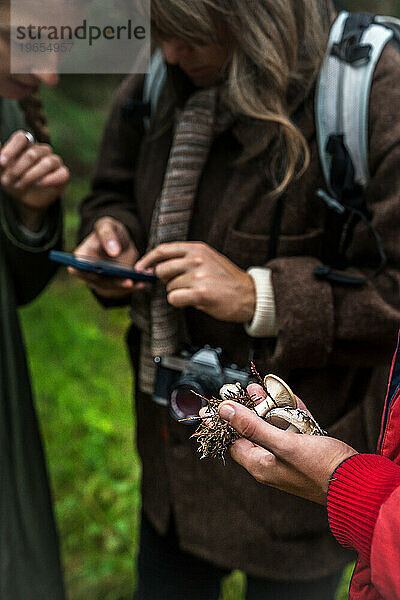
<box><xmin>34</xmin><ymin>165</ymin><xmax>70</xmax><ymax>188</ymax></box>
<box><xmin>68</xmin><ymin>266</ymin><xmax>103</xmax><ymax>283</ymax></box>
<box><xmin>68</xmin><ymin>266</ymin><xmax>83</xmax><ymax>279</ymax></box>
<box><xmin>295</xmin><ymin>395</ymin><xmax>310</xmax><ymax>413</ymax></box>
<box><xmin>0</xmin><ymin>131</ymin><xmax>33</xmax><ymax>167</ymax></box>
<box><xmin>218</xmin><ymin>401</ymin><xmax>294</xmax><ymax>453</ymax></box>
<box><xmin>71</xmin><ymin>234</ymin><xmax>100</xmax><ymax>261</ymax></box>
<box><xmin>167</xmin><ymin>286</ymin><xmax>207</xmax><ymax>309</ymax></box>
<box><xmin>11</xmin><ymin>155</ymin><xmax>62</xmax><ymax>189</ymax></box>
<box><xmin>154</xmin><ymin>257</ymin><xmax>188</xmax><ymax>283</ymax></box>
<box><xmin>229</xmin><ymin>438</ymin><xmax>278</xmax><ymax>483</ymax></box>
<box><xmin>199</xmin><ymin>407</ymin><xmax>215</xmax><ymax>419</ymax></box>
<box><xmin>87</xmin><ymin>277</ymin><xmax>133</xmax><ymax>291</ymax></box>
<box><xmin>93</xmin><ymin>219</ymin><xmax>118</xmax><ymax>256</ymax></box>
<box><xmin>93</xmin><ymin>220</ymin><xmax>120</xmax><ymax>257</ymax></box>
<box><xmin>165</xmin><ymin>271</ymin><xmax>196</xmax><ymax>293</ymax></box>
<box><xmin>68</xmin><ymin>265</ymin><xmax>101</xmax><ymax>282</ymax></box>
<box><xmin>135</xmin><ymin>242</ymin><xmax>189</xmax><ymax>271</ymax></box>
<box><xmin>68</xmin><ymin>266</ymin><xmax>133</xmax><ymax>290</ymax></box>
<box><xmin>1</xmin><ymin>143</ymin><xmax>53</xmax><ymax>186</ymax></box>
<box><xmin>247</xmin><ymin>382</ymin><xmax>309</xmax><ymax>414</ymax></box>
<box><xmin>247</xmin><ymin>383</ymin><xmax>267</xmax><ymax>404</ymax></box>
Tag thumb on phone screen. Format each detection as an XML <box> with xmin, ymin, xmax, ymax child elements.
<box><xmin>94</xmin><ymin>217</ymin><xmax>131</xmax><ymax>258</ymax></box>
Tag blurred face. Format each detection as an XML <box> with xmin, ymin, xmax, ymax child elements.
<box><xmin>157</xmin><ymin>34</ymin><xmax>230</xmax><ymax>87</ymax></box>
<box><xmin>0</xmin><ymin>3</ymin><xmax>82</xmax><ymax>99</ymax></box>
<box><xmin>0</xmin><ymin>29</ymin><xmax>59</xmax><ymax>99</ymax></box>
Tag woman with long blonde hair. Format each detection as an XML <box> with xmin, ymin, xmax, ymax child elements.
<box><xmin>75</xmin><ymin>0</ymin><xmax>400</xmax><ymax>598</ymax></box>
<box><xmin>0</xmin><ymin>2</ymin><xmax>69</xmax><ymax>598</ymax></box>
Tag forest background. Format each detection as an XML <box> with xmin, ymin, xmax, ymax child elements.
<box><xmin>20</xmin><ymin>1</ymin><xmax>400</xmax><ymax>599</ymax></box>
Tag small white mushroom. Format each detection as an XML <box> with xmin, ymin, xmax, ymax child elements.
<box><xmin>265</xmin><ymin>407</ymin><xmax>326</xmax><ymax>436</ymax></box>
<box><xmin>255</xmin><ymin>374</ymin><xmax>297</xmax><ymax>418</ymax></box>
<box><xmin>220</xmin><ymin>382</ymin><xmax>243</xmax><ymax>401</ymax></box>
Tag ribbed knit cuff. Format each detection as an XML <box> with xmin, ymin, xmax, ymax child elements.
<box><xmin>244</xmin><ymin>267</ymin><xmax>277</xmax><ymax>338</ymax></box>
<box><xmin>327</xmin><ymin>454</ymin><xmax>400</xmax><ymax>562</ymax></box>
<box><xmin>17</xmin><ymin>221</ymin><xmax>49</xmax><ymax>246</ymax></box>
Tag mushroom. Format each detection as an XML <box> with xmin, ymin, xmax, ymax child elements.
<box><xmin>219</xmin><ymin>382</ymin><xmax>243</xmax><ymax>401</ymax></box>
<box><xmin>254</xmin><ymin>374</ymin><xmax>297</xmax><ymax>418</ymax></box>
<box><xmin>265</xmin><ymin>407</ymin><xmax>326</xmax><ymax>436</ymax></box>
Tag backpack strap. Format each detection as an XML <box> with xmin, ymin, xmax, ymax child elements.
<box><xmin>316</xmin><ymin>11</ymin><xmax>393</xmax><ymax>200</ymax></box>
<box><xmin>143</xmin><ymin>48</ymin><xmax>167</xmax><ymax>131</ymax></box>
<box><xmin>314</xmin><ymin>11</ymin><xmax>392</xmax><ymax>285</ymax></box>
<box><xmin>375</xmin><ymin>15</ymin><xmax>400</xmax><ymax>45</ymax></box>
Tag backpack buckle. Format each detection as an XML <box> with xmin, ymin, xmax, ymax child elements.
<box><xmin>331</xmin><ymin>36</ymin><xmax>372</xmax><ymax>65</ymax></box>
<box><xmin>316</xmin><ymin>189</ymin><xmax>346</xmax><ymax>215</ymax></box>
<box><xmin>331</xmin><ymin>12</ymin><xmax>375</xmax><ymax>65</ymax></box>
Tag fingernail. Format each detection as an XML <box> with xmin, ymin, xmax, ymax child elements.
<box><xmin>2</xmin><ymin>175</ymin><xmax>10</xmax><ymax>185</ymax></box>
<box><xmin>0</xmin><ymin>155</ymin><xmax>8</xmax><ymax>166</ymax></box>
<box><xmin>219</xmin><ymin>403</ymin><xmax>235</xmax><ymax>422</ymax></box>
<box><xmin>107</xmin><ymin>240</ymin><xmax>119</xmax><ymax>255</ymax></box>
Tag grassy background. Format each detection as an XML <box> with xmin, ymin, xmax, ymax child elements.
<box><xmin>19</xmin><ymin>1</ymin><xmax>400</xmax><ymax>598</ymax></box>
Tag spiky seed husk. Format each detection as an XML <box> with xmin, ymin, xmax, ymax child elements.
<box><xmin>191</xmin><ymin>387</ymin><xmax>256</xmax><ymax>462</ymax></box>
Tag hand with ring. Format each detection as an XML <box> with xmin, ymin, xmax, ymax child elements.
<box><xmin>0</xmin><ymin>129</ymin><xmax>69</xmax><ymax>231</ymax></box>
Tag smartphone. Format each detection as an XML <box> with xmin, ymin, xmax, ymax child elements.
<box><xmin>49</xmin><ymin>251</ymin><xmax>157</xmax><ymax>282</ymax></box>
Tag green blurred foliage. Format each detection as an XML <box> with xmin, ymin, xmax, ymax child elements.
<box><xmin>22</xmin><ymin>75</ymin><xmax>138</xmax><ymax>599</ymax></box>
<box><xmin>19</xmin><ymin>1</ymin><xmax>400</xmax><ymax>597</ymax></box>
<box><xmin>22</xmin><ymin>275</ymin><xmax>139</xmax><ymax>599</ymax></box>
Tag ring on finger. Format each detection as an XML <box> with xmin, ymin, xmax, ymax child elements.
<box><xmin>23</xmin><ymin>131</ymin><xmax>35</xmax><ymax>145</ymax></box>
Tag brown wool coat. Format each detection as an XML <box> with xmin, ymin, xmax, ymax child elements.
<box><xmin>80</xmin><ymin>45</ymin><xmax>400</xmax><ymax>580</ymax></box>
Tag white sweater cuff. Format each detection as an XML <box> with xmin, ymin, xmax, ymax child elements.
<box><xmin>244</xmin><ymin>267</ymin><xmax>277</xmax><ymax>338</ymax></box>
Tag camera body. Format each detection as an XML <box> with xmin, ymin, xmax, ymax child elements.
<box><xmin>153</xmin><ymin>346</ymin><xmax>250</xmax><ymax>422</ymax></box>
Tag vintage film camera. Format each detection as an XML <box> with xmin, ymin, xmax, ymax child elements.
<box><xmin>153</xmin><ymin>346</ymin><xmax>251</xmax><ymax>422</ymax></box>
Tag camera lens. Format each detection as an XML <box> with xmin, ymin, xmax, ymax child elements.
<box><xmin>170</xmin><ymin>383</ymin><xmax>207</xmax><ymax>422</ymax></box>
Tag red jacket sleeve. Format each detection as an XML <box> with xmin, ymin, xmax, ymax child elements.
<box><xmin>370</xmin><ymin>485</ymin><xmax>400</xmax><ymax>599</ymax></box>
<box><xmin>327</xmin><ymin>454</ymin><xmax>400</xmax><ymax>599</ymax></box>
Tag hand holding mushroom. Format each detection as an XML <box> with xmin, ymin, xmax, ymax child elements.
<box><xmin>218</xmin><ymin>392</ymin><xmax>358</xmax><ymax>505</ymax></box>
<box><xmin>194</xmin><ymin>373</ymin><xmax>357</xmax><ymax>503</ymax></box>
<box><xmin>194</xmin><ymin>373</ymin><xmax>325</xmax><ymax>462</ymax></box>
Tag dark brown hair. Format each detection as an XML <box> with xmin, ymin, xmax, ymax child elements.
<box><xmin>19</xmin><ymin>93</ymin><xmax>51</xmax><ymax>143</ymax></box>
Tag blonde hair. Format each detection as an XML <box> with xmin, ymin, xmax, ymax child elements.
<box><xmin>152</xmin><ymin>0</ymin><xmax>335</xmax><ymax>196</ymax></box>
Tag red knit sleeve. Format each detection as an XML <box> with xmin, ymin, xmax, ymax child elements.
<box><xmin>327</xmin><ymin>454</ymin><xmax>400</xmax><ymax>562</ymax></box>
<box><xmin>369</xmin><ymin>486</ymin><xmax>400</xmax><ymax>599</ymax></box>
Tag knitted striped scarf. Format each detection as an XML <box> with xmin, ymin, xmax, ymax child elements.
<box><xmin>135</xmin><ymin>86</ymin><xmax>234</xmax><ymax>396</ymax></box>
